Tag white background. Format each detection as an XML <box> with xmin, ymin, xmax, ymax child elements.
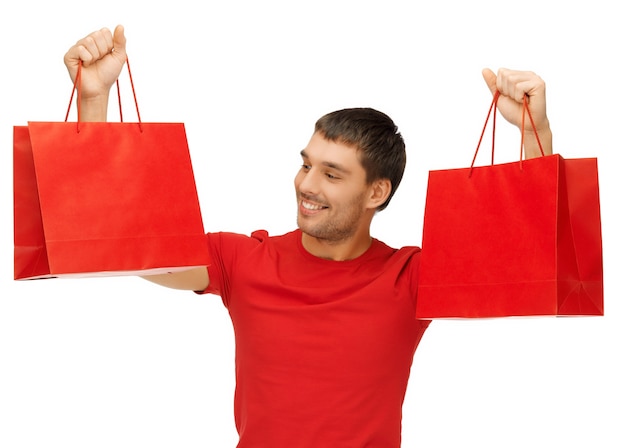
<box><xmin>1</xmin><ymin>1</ymin><xmax>624</xmax><ymax>447</ymax></box>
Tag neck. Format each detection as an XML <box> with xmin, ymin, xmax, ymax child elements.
<box><xmin>301</xmin><ymin>229</ymin><xmax>372</xmax><ymax>261</ymax></box>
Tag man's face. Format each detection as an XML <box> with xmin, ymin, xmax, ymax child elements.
<box><xmin>294</xmin><ymin>132</ymin><xmax>372</xmax><ymax>242</ymax></box>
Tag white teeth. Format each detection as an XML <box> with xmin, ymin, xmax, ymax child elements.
<box><xmin>302</xmin><ymin>200</ymin><xmax>324</xmax><ymax>210</ymax></box>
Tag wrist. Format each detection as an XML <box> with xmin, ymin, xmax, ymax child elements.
<box><xmin>78</xmin><ymin>94</ymin><xmax>110</xmax><ymax>122</ymax></box>
<box><xmin>524</xmin><ymin>127</ymin><xmax>553</xmax><ymax>157</ymax></box>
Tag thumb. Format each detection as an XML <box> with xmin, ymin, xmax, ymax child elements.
<box><xmin>112</xmin><ymin>24</ymin><xmax>127</xmax><ymax>61</ymax></box>
<box><xmin>481</xmin><ymin>68</ymin><xmax>497</xmax><ymax>95</ymax></box>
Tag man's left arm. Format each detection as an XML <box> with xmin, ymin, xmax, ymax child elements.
<box><xmin>482</xmin><ymin>68</ymin><xmax>553</xmax><ymax>159</ymax></box>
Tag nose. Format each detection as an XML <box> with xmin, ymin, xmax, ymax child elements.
<box><xmin>295</xmin><ymin>167</ymin><xmax>319</xmax><ymax>196</ymax></box>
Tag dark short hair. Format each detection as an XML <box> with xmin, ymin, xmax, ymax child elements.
<box><xmin>314</xmin><ymin>107</ymin><xmax>406</xmax><ymax>211</ymax></box>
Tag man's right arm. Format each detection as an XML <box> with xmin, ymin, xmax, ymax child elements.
<box><xmin>63</xmin><ymin>25</ymin><xmax>128</xmax><ymax>122</ymax></box>
<box><xmin>142</xmin><ymin>267</ymin><xmax>210</xmax><ymax>292</ymax></box>
<box><xmin>64</xmin><ymin>26</ymin><xmax>211</xmax><ymax>292</ymax></box>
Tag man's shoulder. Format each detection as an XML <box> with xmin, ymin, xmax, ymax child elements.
<box><xmin>371</xmin><ymin>237</ymin><xmax>421</xmax><ymax>256</ymax></box>
<box><xmin>207</xmin><ymin>229</ymin><xmax>299</xmax><ymax>251</ymax></box>
<box><xmin>250</xmin><ymin>229</ymin><xmax>299</xmax><ymax>243</ymax></box>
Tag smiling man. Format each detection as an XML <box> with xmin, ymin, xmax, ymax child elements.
<box><xmin>62</xmin><ymin>25</ymin><xmax>553</xmax><ymax>448</ymax></box>
<box><xmin>296</xmin><ymin>110</ymin><xmax>401</xmax><ymax>260</ymax></box>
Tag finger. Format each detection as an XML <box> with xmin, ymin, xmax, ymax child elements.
<box><xmin>87</xmin><ymin>27</ymin><xmax>114</xmax><ymax>61</ymax></box>
<box><xmin>111</xmin><ymin>24</ymin><xmax>128</xmax><ymax>62</ymax></box>
<box><xmin>73</xmin><ymin>28</ymin><xmax>114</xmax><ymax>67</ymax></box>
<box><xmin>481</xmin><ymin>68</ymin><xmax>497</xmax><ymax>95</ymax></box>
<box><xmin>496</xmin><ymin>68</ymin><xmax>513</xmax><ymax>99</ymax></box>
<box><xmin>497</xmin><ymin>69</ymin><xmax>544</xmax><ymax>103</ymax></box>
<box><xmin>112</xmin><ymin>25</ymin><xmax>127</xmax><ymax>53</ymax></box>
<box><xmin>63</xmin><ymin>44</ymin><xmax>95</xmax><ymax>80</ymax></box>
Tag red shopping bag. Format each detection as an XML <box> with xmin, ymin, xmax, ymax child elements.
<box><xmin>416</xmin><ymin>93</ymin><xmax>603</xmax><ymax>318</ymax></box>
<box><xmin>14</xmin><ymin>59</ymin><xmax>210</xmax><ymax>280</ymax></box>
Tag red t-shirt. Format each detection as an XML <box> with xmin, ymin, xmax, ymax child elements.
<box><xmin>200</xmin><ymin>229</ymin><xmax>430</xmax><ymax>447</ymax></box>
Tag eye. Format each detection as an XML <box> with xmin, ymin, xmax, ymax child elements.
<box><xmin>325</xmin><ymin>172</ymin><xmax>339</xmax><ymax>180</ymax></box>
<box><xmin>301</xmin><ymin>164</ymin><xmax>311</xmax><ymax>171</ymax></box>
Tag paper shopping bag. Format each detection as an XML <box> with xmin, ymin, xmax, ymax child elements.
<box><xmin>13</xmin><ymin>59</ymin><xmax>210</xmax><ymax>280</ymax></box>
<box><xmin>415</xmin><ymin>93</ymin><xmax>603</xmax><ymax>318</ymax></box>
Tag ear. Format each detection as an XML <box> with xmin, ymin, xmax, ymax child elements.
<box><xmin>367</xmin><ymin>178</ymin><xmax>392</xmax><ymax>210</ymax></box>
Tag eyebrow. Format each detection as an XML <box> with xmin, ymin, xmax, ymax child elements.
<box><xmin>300</xmin><ymin>149</ymin><xmax>351</xmax><ymax>174</ymax></box>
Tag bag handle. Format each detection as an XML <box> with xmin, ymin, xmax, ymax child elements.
<box><xmin>469</xmin><ymin>90</ymin><xmax>545</xmax><ymax>175</ymax></box>
<box><xmin>64</xmin><ymin>57</ymin><xmax>143</xmax><ymax>133</ymax></box>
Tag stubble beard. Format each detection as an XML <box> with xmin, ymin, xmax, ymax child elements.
<box><xmin>296</xmin><ymin>193</ymin><xmax>366</xmax><ymax>244</ymax></box>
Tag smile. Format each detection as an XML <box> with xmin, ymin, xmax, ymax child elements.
<box><xmin>301</xmin><ymin>200</ymin><xmax>327</xmax><ymax>211</ymax></box>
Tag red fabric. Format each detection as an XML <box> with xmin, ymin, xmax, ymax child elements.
<box><xmin>200</xmin><ymin>229</ymin><xmax>430</xmax><ymax>447</ymax></box>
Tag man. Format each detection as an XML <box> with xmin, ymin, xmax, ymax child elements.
<box><xmin>64</xmin><ymin>25</ymin><xmax>553</xmax><ymax>447</ymax></box>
